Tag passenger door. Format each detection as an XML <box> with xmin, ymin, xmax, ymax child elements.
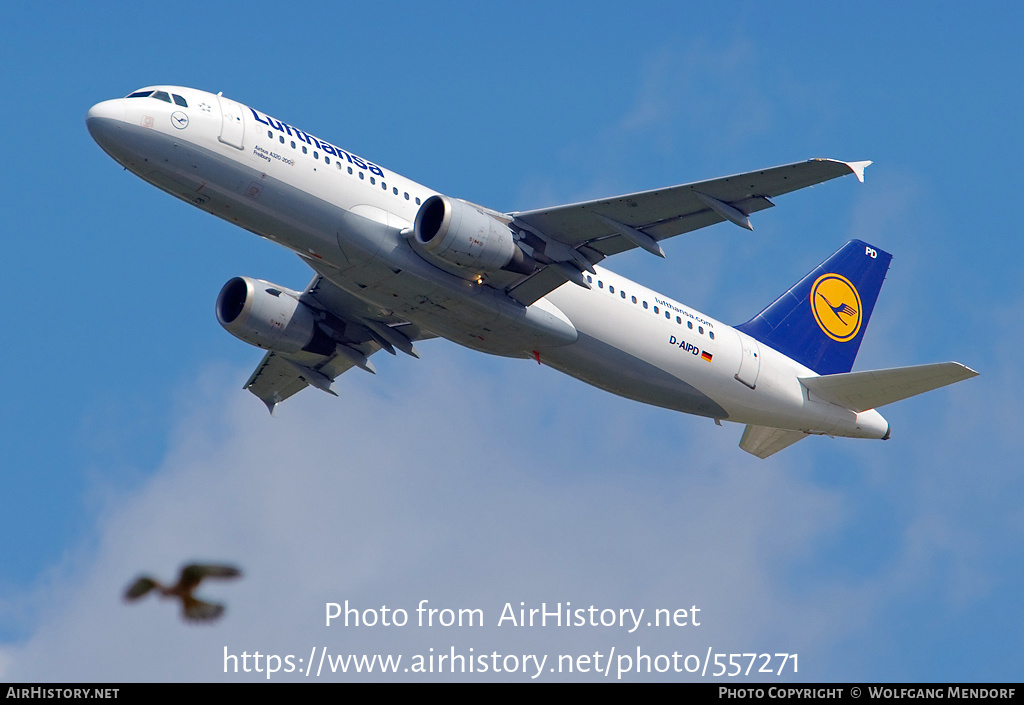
<box><xmin>216</xmin><ymin>94</ymin><xmax>245</xmax><ymax>150</ymax></box>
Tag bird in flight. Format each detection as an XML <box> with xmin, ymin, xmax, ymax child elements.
<box><xmin>124</xmin><ymin>563</ymin><xmax>242</xmax><ymax>623</ymax></box>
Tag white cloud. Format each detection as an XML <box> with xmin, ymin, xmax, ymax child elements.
<box><xmin>3</xmin><ymin>291</ymin><xmax>1020</xmax><ymax>682</ymax></box>
<box><xmin>1</xmin><ymin>347</ymin><xmax>904</xmax><ymax>682</ymax></box>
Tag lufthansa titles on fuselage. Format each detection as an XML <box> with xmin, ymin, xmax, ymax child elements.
<box><xmin>249</xmin><ymin>108</ymin><xmax>384</xmax><ymax>178</ymax></box>
<box><xmin>654</xmin><ymin>295</ymin><xmax>714</xmax><ymax>329</ymax></box>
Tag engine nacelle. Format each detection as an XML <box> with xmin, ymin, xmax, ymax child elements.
<box><xmin>216</xmin><ymin>277</ymin><xmax>334</xmax><ymax>355</ymax></box>
<box><xmin>413</xmin><ymin>195</ymin><xmax>532</xmax><ymax>274</ymax></box>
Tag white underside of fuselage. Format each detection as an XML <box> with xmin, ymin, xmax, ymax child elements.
<box><xmin>86</xmin><ymin>87</ymin><xmax>890</xmax><ymax>440</ymax></box>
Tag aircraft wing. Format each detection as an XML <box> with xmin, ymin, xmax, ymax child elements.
<box><xmin>243</xmin><ymin>349</ymin><xmax>360</xmax><ymax>412</ymax></box>
<box><xmin>242</xmin><ymin>271</ymin><xmax>431</xmax><ymax>412</ymax></box>
<box><xmin>506</xmin><ymin>158</ymin><xmax>870</xmax><ymax>305</ymax></box>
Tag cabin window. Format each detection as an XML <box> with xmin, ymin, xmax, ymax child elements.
<box><xmin>687</xmin><ymin>321</ymin><xmax>693</xmax><ymax>329</ymax></box>
<box><xmin>598</xmin><ymin>280</ymin><xmax>603</xmax><ymax>289</ymax></box>
<box><xmin>643</xmin><ymin>301</ymin><xmax>648</xmax><ymax>309</ymax></box>
<box><xmin>359</xmin><ymin>172</ymin><xmax>364</xmax><ymax>180</ymax></box>
<box><xmin>631</xmin><ymin>295</ymin><xmax>637</xmax><ymax>304</ymax></box>
<box><xmin>279</xmin><ymin>136</ymin><xmax>285</xmax><ymax>144</ymax></box>
<box><xmin>394</xmin><ymin>187</ymin><xmax>399</xmax><ymax>195</ymax></box>
<box><xmin>709</xmin><ymin>331</ymin><xmax>715</xmax><ymax>340</ymax></box>
<box><xmin>302</xmin><ymin>146</ymin><xmax>308</xmax><ymax>154</ymax></box>
<box><xmin>609</xmin><ymin>285</ymin><xmax>614</xmax><ymax>294</ymax></box>
<box><xmin>620</xmin><ymin>291</ymin><xmax>626</xmax><ymax>299</ymax></box>
<box><xmin>665</xmin><ymin>311</ymin><xmax>670</xmax><ymax>319</ymax></box>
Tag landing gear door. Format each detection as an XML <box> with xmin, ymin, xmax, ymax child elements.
<box><xmin>735</xmin><ymin>331</ymin><xmax>761</xmax><ymax>390</ymax></box>
<box><xmin>216</xmin><ymin>94</ymin><xmax>245</xmax><ymax>150</ymax></box>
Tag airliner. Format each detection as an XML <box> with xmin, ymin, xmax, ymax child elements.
<box><xmin>86</xmin><ymin>86</ymin><xmax>977</xmax><ymax>458</ymax></box>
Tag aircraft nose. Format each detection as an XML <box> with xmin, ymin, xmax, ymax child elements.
<box><xmin>86</xmin><ymin>99</ymin><xmax>126</xmax><ymax>147</ymax></box>
<box><xmin>87</xmin><ymin>98</ymin><xmax>124</xmax><ymax>125</ymax></box>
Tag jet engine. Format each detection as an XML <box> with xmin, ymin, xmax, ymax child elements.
<box><xmin>413</xmin><ymin>195</ymin><xmax>534</xmax><ymax>275</ymax></box>
<box><xmin>215</xmin><ymin>277</ymin><xmax>336</xmax><ymax>355</ymax></box>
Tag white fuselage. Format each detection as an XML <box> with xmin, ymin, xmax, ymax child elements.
<box><xmin>86</xmin><ymin>86</ymin><xmax>889</xmax><ymax>440</ymax></box>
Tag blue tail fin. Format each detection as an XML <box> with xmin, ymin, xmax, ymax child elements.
<box><xmin>736</xmin><ymin>240</ymin><xmax>892</xmax><ymax>375</ymax></box>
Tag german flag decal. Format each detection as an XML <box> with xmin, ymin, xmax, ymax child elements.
<box><xmin>701</xmin><ymin>351</ymin><xmax>713</xmax><ymax>362</ymax></box>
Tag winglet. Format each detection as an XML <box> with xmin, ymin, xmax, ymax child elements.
<box><xmin>256</xmin><ymin>391</ymin><xmax>284</xmax><ymax>416</ymax></box>
<box><xmin>845</xmin><ymin>160</ymin><xmax>872</xmax><ymax>183</ymax></box>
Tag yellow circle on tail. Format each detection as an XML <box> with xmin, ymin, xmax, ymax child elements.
<box><xmin>810</xmin><ymin>273</ymin><xmax>862</xmax><ymax>342</ymax></box>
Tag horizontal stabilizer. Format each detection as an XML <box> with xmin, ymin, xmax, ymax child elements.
<box><xmin>799</xmin><ymin>362</ymin><xmax>978</xmax><ymax>412</ymax></box>
<box><xmin>739</xmin><ymin>425</ymin><xmax>808</xmax><ymax>459</ymax></box>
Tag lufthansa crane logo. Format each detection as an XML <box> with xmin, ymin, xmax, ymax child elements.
<box><xmin>810</xmin><ymin>273</ymin><xmax>862</xmax><ymax>342</ymax></box>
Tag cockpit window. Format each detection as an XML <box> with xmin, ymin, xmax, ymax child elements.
<box><xmin>126</xmin><ymin>90</ymin><xmax>188</xmax><ymax>108</ymax></box>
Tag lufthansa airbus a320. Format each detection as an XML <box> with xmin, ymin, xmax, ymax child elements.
<box><xmin>87</xmin><ymin>86</ymin><xmax>977</xmax><ymax>458</ymax></box>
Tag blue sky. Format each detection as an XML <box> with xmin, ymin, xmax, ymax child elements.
<box><xmin>1</xmin><ymin>1</ymin><xmax>1021</xmax><ymax>682</ymax></box>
